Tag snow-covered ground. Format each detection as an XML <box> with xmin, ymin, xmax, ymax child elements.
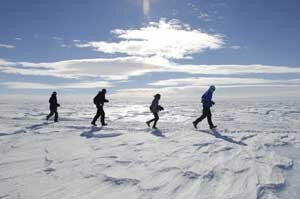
<box><xmin>0</xmin><ymin>96</ymin><xmax>300</xmax><ymax>199</ymax></box>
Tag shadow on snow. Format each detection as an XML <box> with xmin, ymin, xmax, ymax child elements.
<box><xmin>80</xmin><ymin>126</ymin><xmax>122</xmax><ymax>139</ymax></box>
<box><xmin>198</xmin><ymin>129</ymin><xmax>247</xmax><ymax>146</ymax></box>
<box><xmin>151</xmin><ymin>129</ymin><xmax>166</xmax><ymax>137</ymax></box>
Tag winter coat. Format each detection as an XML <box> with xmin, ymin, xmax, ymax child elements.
<box><xmin>94</xmin><ymin>92</ymin><xmax>109</xmax><ymax>108</ymax></box>
<box><xmin>150</xmin><ymin>98</ymin><xmax>160</xmax><ymax>113</ymax></box>
<box><xmin>49</xmin><ymin>95</ymin><xmax>59</xmax><ymax>111</ymax></box>
<box><xmin>201</xmin><ymin>90</ymin><xmax>215</xmax><ymax>108</ymax></box>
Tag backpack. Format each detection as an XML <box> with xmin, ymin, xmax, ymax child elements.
<box><xmin>201</xmin><ymin>93</ymin><xmax>206</xmax><ymax>104</ymax></box>
<box><xmin>93</xmin><ymin>95</ymin><xmax>99</xmax><ymax>105</ymax></box>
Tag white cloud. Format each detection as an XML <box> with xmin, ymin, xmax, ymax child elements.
<box><xmin>52</xmin><ymin>37</ymin><xmax>63</xmax><ymax>41</ymax></box>
<box><xmin>230</xmin><ymin>45</ymin><xmax>241</xmax><ymax>50</ymax></box>
<box><xmin>76</xmin><ymin>19</ymin><xmax>224</xmax><ymax>59</ymax></box>
<box><xmin>0</xmin><ymin>44</ymin><xmax>15</xmax><ymax>49</ymax></box>
<box><xmin>149</xmin><ymin>77</ymin><xmax>275</xmax><ymax>87</ymax></box>
<box><xmin>0</xmin><ymin>56</ymin><xmax>170</xmax><ymax>80</ymax></box>
<box><xmin>2</xmin><ymin>81</ymin><xmax>112</xmax><ymax>90</ymax></box>
<box><xmin>61</xmin><ymin>44</ymin><xmax>72</xmax><ymax>48</ymax></box>
<box><xmin>1</xmin><ymin>57</ymin><xmax>300</xmax><ymax>82</ymax></box>
<box><xmin>15</xmin><ymin>38</ymin><xmax>22</xmax><ymax>41</ymax></box>
<box><xmin>165</xmin><ymin>64</ymin><xmax>300</xmax><ymax>75</ymax></box>
<box><xmin>197</xmin><ymin>13</ymin><xmax>211</xmax><ymax>22</ymax></box>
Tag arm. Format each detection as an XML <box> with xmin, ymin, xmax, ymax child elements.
<box><xmin>206</xmin><ymin>92</ymin><xmax>214</xmax><ymax>106</ymax></box>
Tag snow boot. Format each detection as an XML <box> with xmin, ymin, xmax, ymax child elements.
<box><xmin>192</xmin><ymin>121</ymin><xmax>197</xmax><ymax>129</ymax></box>
<box><xmin>210</xmin><ymin>125</ymin><xmax>217</xmax><ymax>129</ymax></box>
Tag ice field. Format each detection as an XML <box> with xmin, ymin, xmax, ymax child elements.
<box><xmin>0</xmin><ymin>95</ymin><xmax>300</xmax><ymax>199</ymax></box>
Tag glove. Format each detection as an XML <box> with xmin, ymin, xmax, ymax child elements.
<box><xmin>57</xmin><ymin>104</ymin><xmax>61</xmax><ymax>107</ymax></box>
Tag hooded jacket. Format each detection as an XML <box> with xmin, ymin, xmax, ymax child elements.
<box><xmin>150</xmin><ymin>97</ymin><xmax>160</xmax><ymax>113</ymax></box>
<box><xmin>49</xmin><ymin>94</ymin><xmax>59</xmax><ymax>111</ymax></box>
<box><xmin>201</xmin><ymin>89</ymin><xmax>215</xmax><ymax>108</ymax></box>
<box><xmin>94</xmin><ymin>91</ymin><xmax>109</xmax><ymax>108</ymax></box>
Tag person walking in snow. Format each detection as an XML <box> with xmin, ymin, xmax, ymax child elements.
<box><xmin>146</xmin><ymin>94</ymin><xmax>164</xmax><ymax>129</ymax></box>
<box><xmin>46</xmin><ymin>91</ymin><xmax>60</xmax><ymax>122</ymax></box>
<box><xmin>91</xmin><ymin>89</ymin><xmax>109</xmax><ymax>126</ymax></box>
<box><xmin>193</xmin><ymin>85</ymin><xmax>217</xmax><ymax>129</ymax></box>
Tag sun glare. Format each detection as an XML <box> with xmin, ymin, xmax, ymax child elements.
<box><xmin>143</xmin><ymin>0</ymin><xmax>150</xmax><ymax>17</ymax></box>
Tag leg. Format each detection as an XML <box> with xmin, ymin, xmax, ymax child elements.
<box><xmin>147</xmin><ymin>118</ymin><xmax>155</xmax><ymax>124</ymax></box>
<box><xmin>146</xmin><ymin>111</ymin><xmax>157</xmax><ymax>125</ymax></box>
<box><xmin>54</xmin><ymin>111</ymin><xmax>58</xmax><ymax>122</ymax></box>
<box><xmin>99</xmin><ymin>107</ymin><xmax>106</xmax><ymax>125</ymax></box>
<box><xmin>152</xmin><ymin>112</ymin><xmax>159</xmax><ymax>128</ymax></box>
<box><xmin>47</xmin><ymin>111</ymin><xmax>54</xmax><ymax>120</ymax></box>
<box><xmin>91</xmin><ymin>108</ymin><xmax>101</xmax><ymax>124</ymax></box>
<box><xmin>206</xmin><ymin>108</ymin><xmax>215</xmax><ymax>128</ymax></box>
<box><xmin>194</xmin><ymin>107</ymin><xmax>208</xmax><ymax>125</ymax></box>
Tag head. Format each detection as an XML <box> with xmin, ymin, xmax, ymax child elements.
<box><xmin>102</xmin><ymin>89</ymin><xmax>107</xmax><ymax>94</ymax></box>
<box><xmin>52</xmin><ymin>91</ymin><xmax>57</xmax><ymax>96</ymax></box>
<box><xmin>208</xmin><ymin>85</ymin><xmax>216</xmax><ymax>93</ymax></box>
<box><xmin>154</xmin><ymin>93</ymin><xmax>161</xmax><ymax>99</ymax></box>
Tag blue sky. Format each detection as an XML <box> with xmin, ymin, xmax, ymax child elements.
<box><xmin>0</xmin><ymin>0</ymin><xmax>300</xmax><ymax>96</ymax></box>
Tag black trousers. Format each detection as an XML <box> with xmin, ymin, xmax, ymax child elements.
<box><xmin>47</xmin><ymin>109</ymin><xmax>58</xmax><ymax>122</ymax></box>
<box><xmin>147</xmin><ymin>112</ymin><xmax>159</xmax><ymax>128</ymax></box>
<box><xmin>194</xmin><ymin>106</ymin><xmax>214</xmax><ymax>127</ymax></box>
<box><xmin>92</xmin><ymin>106</ymin><xmax>105</xmax><ymax>125</ymax></box>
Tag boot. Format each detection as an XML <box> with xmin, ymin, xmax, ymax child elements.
<box><xmin>210</xmin><ymin>125</ymin><xmax>217</xmax><ymax>129</ymax></box>
<box><xmin>192</xmin><ymin>121</ymin><xmax>197</xmax><ymax>129</ymax></box>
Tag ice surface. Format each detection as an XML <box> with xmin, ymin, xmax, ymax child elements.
<box><xmin>0</xmin><ymin>96</ymin><xmax>299</xmax><ymax>199</ymax></box>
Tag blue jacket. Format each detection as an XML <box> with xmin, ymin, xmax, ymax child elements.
<box><xmin>201</xmin><ymin>90</ymin><xmax>215</xmax><ymax>108</ymax></box>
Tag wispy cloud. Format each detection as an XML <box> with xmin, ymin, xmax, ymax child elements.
<box><xmin>230</xmin><ymin>45</ymin><xmax>242</xmax><ymax>50</ymax></box>
<box><xmin>52</xmin><ymin>36</ymin><xmax>63</xmax><ymax>41</ymax></box>
<box><xmin>2</xmin><ymin>81</ymin><xmax>112</xmax><ymax>90</ymax></box>
<box><xmin>15</xmin><ymin>38</ymin><xmax>22</xmax><ymax>41</ymax></box>
<box><xmin>1</xmin><ymin>58</ymin><xmax>300</xmax><ymax>81</ymax></box>
<box><xmin>0</xmin><ymin>57</ymin><xmax>169</xmax><ymax>80</ymax></box>
<box><xmin>165</xmin><ymin>64</ymin><xmax>300</xmax><ymax>75</ymax></box>
<box><xmin>197</xmin><ymin>13</ymin><xmax>211</xmax><ymax>22</ymax></box>
<box><xmin>76</xmin><ymin>19</ymin><xmax>224</xmax><ymax>59</ymax></box>
<box><xmin>0</xmin><ymin>44</ymin><xmax>15</xmax><ymax>49</ymax></box>
<box><xmin>149</xmin><ymin>77</ymin><xmax>275</xmax><ymax>87</ymax></box>
<box><xmin>112</xmin><ymin>84</ymin><xmax>300</xmax><ymax>100</ymax></box>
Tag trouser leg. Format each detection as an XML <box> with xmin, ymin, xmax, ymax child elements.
<box><xmin>54</xmin><ymin>111</ymin><xmax>58</xmax><ymax>122</ymax></box>
<box><xmin>99</xmin><ymin>107</ymin><xmax>106</xmax><ymax>125</ymax></box>
<box><xmin>47</xmin><ymin>111</ymin><xmax>54</xmax><ymax>120</ymax></box>
<box><xmin>206</xmin><ymin>109</ymin><xmax>214</xmax><ymax>127</ymax></box>
<box><xmin>152</xmin><ymin>112</ymin><xmax>159</xmax><ymax>128</ymax></box>
<box><xmin>194</xmin><ymin>107</ymin><xmax>208</xmax><ymax>125</ymax></box>
<box><xmin>92</xmin><ymin>108</ymin><xmax>101</xmax><ymax>123</ymax></box>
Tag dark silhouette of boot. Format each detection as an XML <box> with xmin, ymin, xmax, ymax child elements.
<box><xmin>210</xmin><ymin>125</ymin><xmax>217</xmax><ymax>129</ymax></box>
<box><xmin>192</xmin><ymin>121</ymin><xmax>197</xmax><ymax>129</ymax></box>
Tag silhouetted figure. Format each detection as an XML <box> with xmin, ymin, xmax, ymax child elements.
<box><xmin>146</xmin><ymin>94</ymin><xmax>164</xmax><ymax>129</ymax></box>
<box><xmin>46</xmin><ymin>91</ymin><xmax>60</xmax><ymax>122</ymax></box>
<box><xmin>91</xmin><ymin>89</ymin><xmax>109</xmax><ymax>126</ymax></box>
<box><xmin>193</xmin><ymin>85</ymin><xmax>217</xmax><ymax>129</ymax></box>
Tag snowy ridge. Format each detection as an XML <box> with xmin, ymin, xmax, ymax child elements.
<box><xmin>0</xmin><ymin>97</ymin><xmax>299</xmax><ymax>199</ymax></box>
